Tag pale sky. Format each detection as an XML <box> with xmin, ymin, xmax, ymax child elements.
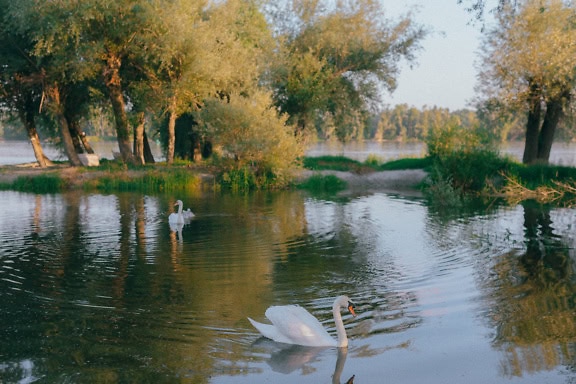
<box><xmin>383</xmin><ymin>0</ymin><xmax>484</xmax><ymax>111</ymax></box>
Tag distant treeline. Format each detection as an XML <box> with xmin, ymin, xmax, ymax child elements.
<box><xmin>353</xmin><ymin>103</ymin><xmax>575</xmax><ymax>143</ymax></box>
<box><xmin>2</xmin><ymin>101</ymin><xmax>574</xmax><ymax>145</ymax></box>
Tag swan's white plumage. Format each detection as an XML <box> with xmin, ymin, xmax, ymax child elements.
<box><xmin>169</xmin><ymin>200</ymin><xmax>194</xmax><ymax>225</ymax></box>
<box><xmin>182</xmin><ymin>208</ymin><xmax>195</xmax><ymax>220</ymax></box>
<box><xmin>168</xmin><ymin>200</ymin><xmax>185</xmax><ymax>225</ymax></box>
<box><xmin>248</xmin><ymin>295</ymin><xmax>355</xmax><ymax>347</ymax></box>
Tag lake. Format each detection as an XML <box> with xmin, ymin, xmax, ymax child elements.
<box><xmin>2</xmin><ymin>139</ymin><xmax>576</xmax><ymax>166</ymax></box>
<box><xmin>1</xmin><ymin>140</ymin><xmax>576</xmax><ymax>383</ymax></box>
<box><xmin>1</xmin><ymin>183</ymin><xmax>576</xmax><ymax>382</ymax></box>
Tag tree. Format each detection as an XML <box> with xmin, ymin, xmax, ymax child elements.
<box><xmin>266</xmin><ymin>0</ymin><xmax>426</xmax><ymax>141</ymax></box>
<box><xmin>458</xmin><ymin>0</ymin><xmax>516</xmax><ymax>21</ymax></box>
<box><xmin>0</xmin><ymin>0</ymin><xmax>53</xmax><ymax>167</ymax></box>
<box><xmin>477</xmin><ymin>0</ymin><xmax>576</xmax><ymax>164</ymax></box>
<box><xmin>146</xmin><ymin>0</ymin><xmax>274</xmax><ymax>164</ymax></box>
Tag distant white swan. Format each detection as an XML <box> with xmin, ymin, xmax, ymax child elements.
<box><xmin>168</xmin><ymin>200</ymin><xmax>186</xmax><ymax>225</ymax></box>
<box><xmin>182</xmin><ymin>208</ymin><xmax>195</xmax><ymax>220</ymax></box>
<box><xmin>248</xmin><ymin>295</ymin><xmax>356</xmax><ymax>347</ymax></box>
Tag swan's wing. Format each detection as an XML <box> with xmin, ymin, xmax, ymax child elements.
<box><xmin>264</xmin><ymin>305</ymin><xmax>336</xmax><ymax>347</ymax></box>
<box><xmin>169</xmin><ymin>212</ymin><xmax>184</xmax><ymax>225</ymax></box>
<box><xmin>183</xmin><ymin>209</ymin><xmax>195</xmax><ymax>218</ymax></box>
<box><xmin>248</xmin><ymin>317</ymin><xmax>293</xmax><ymax>344</ymax></box>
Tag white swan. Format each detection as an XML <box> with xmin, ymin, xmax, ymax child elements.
<box><xmin>182</xmin><ymin>208</ymin><xmax>195</xmax><ymax>220</ymax></box>
<box><xmin>168</xmin><ymin>200</ymin><xmax>185</xmax><ymax>225</ymax></box>
<box><xmin>248</xmin><ymin>295</ymin><xmax>356</xmax><ymax>347</ymax></box>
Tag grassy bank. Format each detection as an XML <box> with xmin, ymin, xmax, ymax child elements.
<box><xmin>2</xmin><ymin>153</ymin><xmax>576</xmax><ymax>206</ymax></box>
<box><xmin>425</xmin><ymin>150</ymin><xmax>576</xmax><ymax>206</ymax></box>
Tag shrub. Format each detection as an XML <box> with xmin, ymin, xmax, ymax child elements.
<box><xmin>195</xmin><ymin>90</ymin><xmax>303</xmax><ymax>189</ymax></box>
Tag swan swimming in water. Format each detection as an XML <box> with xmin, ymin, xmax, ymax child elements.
<box><xmin>168</xmin><ymin>200</ymin><xmax>193</xmax><ymax>225</ymax></box>
<box><xmin>248</xmin><ymin>295</ymin><xmax>356</xmax><ymax>347</ymax></box>
<box><xmin>182</xmin><ymin>208</ymin><xmax>195</xmax><ymax>220</ymax></box>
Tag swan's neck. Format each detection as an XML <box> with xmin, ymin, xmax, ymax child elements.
<box><xmin>333</xmin><ymin>302</ymin><xmax>348</xmax><ymax>348</ymax></box>
<box><xmin>177</xmin><ymin>202</ymin><xmax>183</xmax><ymax>215</ymax></box>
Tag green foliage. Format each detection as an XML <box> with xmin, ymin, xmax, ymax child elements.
<box><xmin>377</xmin><ymin>157</ymin><xmax>432</xmax><ymax>171</ymax></box>
<box><xmin>513</xmin><ymin>163</ymin><xmax>576</xmax><ymax>190</ymax></box>
<box><xmin>297</xmin><ymin>174</ymin><xmax>348</xmax><ymax>194</ymax></box>
<box><xmin>266</xmin><ymin>0</ymin><xmax>426</xmax><ymax>138</ymax></box>
<box><xmin>94</xmin><ymin>169</ymin><xmax>200</xmax><ymax>193</ymax></box>
<box><xmin>426</xmin><ymin>120</ymin><xmax>497</xmax><ymax>160</ymax></box>
<box><xmin>303</xmin><ymin>156</ymin><xmax>365</xmax><ymax>171</ymax></box>
<box><xmin>7</xmin><ymin>175</ymin><xmax>64</xmax><ymax>193</ymax></box>
<box><xmin>217</xmin><ymin>166</ymin><xmax>270</xmax><ymax>192</ymax></box>
<box><xmin>303</xmin><ymin>154</ymin><xmax>431</xmax><ymax>173</ymax></box>
<box><xmin>425</xmin><ymin>120</ymin><xmax>509</xmax><ymax>193</ymax></box>
<box><xmin>429</xmin><ymin>149</ymin><xmax>510</xmax><ymax>192</ymax></box>
<box><xmin>195</xmin><ymin>90</ymin><xmax>303</xmax><ymax>187</ymax></box>
<box><xmin>423</xmin><ymin>170</ymin><xmax>468</xmax><ymax>210</ymax></box>
<box><xmin>364</xmin><ymin>154</ymin><xmax>382</xmax><ymax>167</ymax></box>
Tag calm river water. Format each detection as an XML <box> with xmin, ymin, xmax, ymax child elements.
<box><xmin>1</xmin><ymin>141</ymin><xmax>576</xmax><ymax>383</ymax></box>
<box><xmin>1</xmin><ymin>188</ymin><xmax>576</xmax><ymax>383</ymax></box>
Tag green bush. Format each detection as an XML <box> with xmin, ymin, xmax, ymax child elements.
<box><xmin>431</xmin><ymin>150</ymin><xmax>510</xmax><ymax>191</ymax></box>
<box><xmin>194</xmin><ymin>90</ymin><xmax>303</xmax><ymax>188</ymax></box>
<box><xmin>298</xmin><ymin>174</ymin><xmax>347</xmax><ymax>194</ymax></box>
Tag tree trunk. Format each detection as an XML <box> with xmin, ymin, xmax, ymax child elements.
<box><xmin>166</xmin><ymin>96</ymin><xmax>177</xmax><ymax>165</ymax></box>
<box><xmin>133</xmin><ymin>111</ymin><xmax>145</xmax><ymax>165</ymax></box>
<box><xmin>79</xmin><ymin>133</ymin><xmax>95</xmax><ymax>154</ymax></box>
<box><xmin>522</xmin><ymin>82</ymin><xmax>542</xmax><ymax>164</ymax></box>
<box><xmin>103</xmin><ymin>54</ymin><xmax>136</xmax><ymax>165</ymax></box>
<box><xmin>68</xmin><ymin>118</ymin><xmax>95</xmax><ymax>154</ymax></box>
<box><xmin>143</xmin><ymin>131</ymin><xmax>156</xmax><ymax>164</ymax></box>
<box><xmin>19</xmin><ymin>101</ymin><xmax>51</xmax><ymax>168</ymax></box>
<box><xmin>537</xmin><ymin>90</ymin><xmax>569</xmax><ymax>163</ymax></box>
<box><xmin>68</xmin><ymin>120</ymin><xmax>85</xmax><ymax>154</ymax></box>
<box><xmin>45</xmin><ymin>84</ymin><xmax>82</xmax><ymax>166</ymax></box>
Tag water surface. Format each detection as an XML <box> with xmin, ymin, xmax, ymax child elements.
<box><xmin>1</xmin><ymin>188</ymin><xmax>575</xmax><ymax>383</ymax></box>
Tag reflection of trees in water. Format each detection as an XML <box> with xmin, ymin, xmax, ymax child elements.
<box><xmin>481</xmin><ymin>201</ymin><xmax>576</xmax><ymax>377</ymax></box>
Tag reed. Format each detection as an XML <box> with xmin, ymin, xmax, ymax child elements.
<box><xmin>10</xmin><ymin>174</ymin><xmax>64</xmax><ymax>193</ymax></box>
<box><xmin>94</xmin><ymin>169</ymin><xmax>201</xmax><ymax>193</ymax></box>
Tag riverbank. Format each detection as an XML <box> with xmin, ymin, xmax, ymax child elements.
<box><xmin>0</xmin><ymin>162</ymin><xmax>428</xmax><ymax>193</ymax></box>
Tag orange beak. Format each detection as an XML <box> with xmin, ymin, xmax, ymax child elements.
<box><xmin>348</xmin><ymin>303</ymin><xmax>357</xmax><ymax>317</ymax></box>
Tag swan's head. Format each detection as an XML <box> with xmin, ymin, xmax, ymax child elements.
<box><xmin>174</xmin><ymin>200</ymin><xmax>183</xmax><ymax>207</ymax></box>
<box><xmin>335</xmin><ymin>295</ymin><xmax>357</xmax><ymax>317</ymax></box>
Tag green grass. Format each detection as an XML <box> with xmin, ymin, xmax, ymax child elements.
<box><xmin>303</xmin><ymin>155</ymin><xmax>370</xmax><ymax>172</ymax></box>
<box><xmin>377</xmin><ymin>157</ymin><xmax>432</xmax><ymax>171</ymax></box>
<box><xmin>297</xmin><ymin>174</ymin><xmax>348</xmax><ymax>194</ymax></box>
<box><xmin>9</xmin><ymin>174</ymin><xmax>64</xmax><ymax>193</ymax></box>
<box><xmin>303</xmin><ymin>155</ymin><xmax>431</xmax><ymax>173</ymax></box>
<box><xmin>93</xmin><ymin>169</ymin><xmax>201</xmax><ymax>193</ymax></box>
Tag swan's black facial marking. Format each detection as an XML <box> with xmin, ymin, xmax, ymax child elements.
<box><xmin>347</xmin><ymin>301</ymin><xmax>357</xmax><ymax>316</ymax></box>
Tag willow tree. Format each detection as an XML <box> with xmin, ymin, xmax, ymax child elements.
<box><xmin>265</xmin><ymin>0</ymin><xmax>426</xmax><ymax>141</ymax></box>
<box><xmin>478</xmin><ymin>0</ymin><xmax>576</xmax><ymax>164</ymax></box>
<box><xmin>133</xmin><ymin>0</ymin><xmax>275</xmax><ymax>164</ymax></box>
<box><xmin>21</xmin><ymin>0</ymin><xmax>170</xmax><ymax>165</ymax></box>
<box><xmin>0</xmin><ymin>0</ymin><xmax>54</xmax><ymax>167</ymax></box>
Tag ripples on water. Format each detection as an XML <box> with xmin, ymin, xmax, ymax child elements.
<box><xmin>1</xmin><ymin>190</ymin><xmax>575</xmax><ymax>383</ymax></box>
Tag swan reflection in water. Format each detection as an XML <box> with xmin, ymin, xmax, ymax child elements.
<box><xmin>169</xmin><ymin>222</ymin><xmax>184</xmax><ymax>243</ymax></box>
<box><xmin>253</xmin><ymin>338</ymin><xmax>355</xmax><ymax>383</ymax></box>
